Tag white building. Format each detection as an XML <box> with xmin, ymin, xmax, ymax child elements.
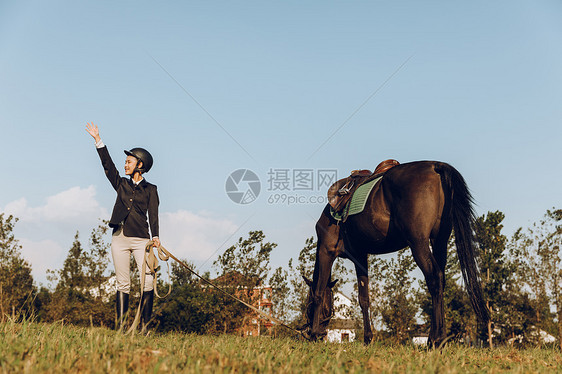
<box><xmin>88</xmin><ymin>275</ymin><xmax>116</xmax><ymax>302</ymax></box>
<box><xmin>508</xmin><ymin>328</ymin><xmax>557</xmax><ymax>345</ymax></box>
<box><xmin>326</xmin><ymin>292</ymin><xmax>356</xmax><ymax>343</ymax></box>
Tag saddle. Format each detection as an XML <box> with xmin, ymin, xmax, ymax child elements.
<box><xmin>327</xmin><ymin>159</ymin><xmax>400</xmax><ymax>212</ymax></box>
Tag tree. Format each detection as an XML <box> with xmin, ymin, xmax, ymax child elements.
<box><xmin>538</xmin><ymin>209</ymin><xmax>562</xmax><ymax>350</ymax></box>
<box><xmin>269</xmin><ymin>266</ymin><xmax>291</xmax><ymax>336</ymax></box>
<box><xmin>155</xmin><ymin>260</ymin><xmax>220</xmax><ymax>334</ymax></box>
<box><xmin>85</xmin><ymin>223</ymin><xmax>113</xmax><ymax>298</ymax></box>
<box><xmin>0</xmin><ymin>213</ymin><xmax>36</xmax><ymax>320</ymax></box>
<box><xmin>45</xmin><ymin>224</ymin><xmax>113</xmax><ymax>327</ymax></box>
<box><xmin>509</xmin><ymin>209</ymin><xmax>562</xmax><ymax>347</ymax></box>
<box><xmin>287</xmin><ymin>237</ymin><xmax>316</xmax><ymax>328</ymax></box>
<box><xmin>213</xmin><ymin>231</ymin><xmax>277</xmax><ymax>334</ymax></box>
<box><xmin>474</xmin><ymin>210</ymin><xmax>511</xmax><ymax>347</ymax></box>
<box><xmin>214</xmin><ymin>231</ymin><xmax>276</xmax><ymax>293</ymax></box>
<box><xmin>378</xmin><ymin>249</ymin><xmax>418</xmax><ymax>344</ymax></box>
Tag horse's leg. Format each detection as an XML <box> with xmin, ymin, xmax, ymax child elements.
<box><xmin>310</xmin><ymin>217</ymin><xmax>340</xmax><ymax>340</ymax></box>
<box><xmin>354</xmin><ymin>253</ymin><xmax>373</xmax><ymax>344</ymax></box>
<box><xmin>410</xmin><ymin>238</ymin><xmax>446</xmax><ymax>347</ymax></box>
<box><xmin>431</xmin><ymin>235</ymin><xmax>448</xmax><ymax>295</ymax></box>
<box><xmin>310</xmin><ymin>240</ymin><xmax>337</xmax><ymax>339</ymax></box>
<box><xmin>429</xmin><ymin>229</ymin><xmax>450</xmax><ymax>342</ymax></box>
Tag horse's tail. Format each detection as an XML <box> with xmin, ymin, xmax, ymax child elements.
<box><xmin>436</xmin><ymin>163</ymin><xmax>490</xmax><ymax>324</ymax></box>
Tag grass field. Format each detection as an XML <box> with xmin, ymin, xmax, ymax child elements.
<box><xmin>1</xmin><ymin>317</ymin><xmax>561</xmax><ymax>373</ymax></box>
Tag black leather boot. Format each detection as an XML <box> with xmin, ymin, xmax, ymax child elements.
<box><xmin>140</xmin><ymin>290</ymin><xmax>154</xmax><ymax>334</ymax></box>
<box><xmin>115</xmin><ymin>291</ymin><xmax>129</xmax><ymax>330</ymax></box>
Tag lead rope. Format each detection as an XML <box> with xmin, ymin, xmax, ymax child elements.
<box><xmin>126</xmin><ymin>240</ymin><xmax>171</xmax><ymax>335</ymax></box>
<box><xmin>127</xmin><ymin>240</ymin><xmax>307</xmax><ymax>339</ymax></box>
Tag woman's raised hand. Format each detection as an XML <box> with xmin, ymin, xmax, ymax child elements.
<box><xmin>85</xmin><ymin>122</ymin><xmax>101</xmax><ymax>143</ymax></box>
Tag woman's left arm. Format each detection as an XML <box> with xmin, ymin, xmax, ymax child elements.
<box><xmin>148</xmin><ymin>185</ymin><xmax>160</xmax><ymax>244</ymax></box>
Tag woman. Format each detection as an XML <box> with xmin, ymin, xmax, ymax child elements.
<box><xmin>86</xmin><ymin>122</ymin><xmax>160</xmax><ymax>331</ymax></box>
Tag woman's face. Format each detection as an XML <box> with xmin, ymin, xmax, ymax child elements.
<box><xmin>124</xmin><ymin>156</ymin><xmax>139</xmax><ymax>175</ymax></box>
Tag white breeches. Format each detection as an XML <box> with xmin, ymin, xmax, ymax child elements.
<box><xmin>111</xmin><ymin>230</ymin><xmax>154</xmax><ymax>293</ymax></box>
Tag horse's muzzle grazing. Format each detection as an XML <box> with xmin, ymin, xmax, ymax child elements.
<box><xmin>302</xmin><ymin>276</ymin><xmax>337</xmax><ymax>342</ymax></box>
<box><xmin>309</xmin><ymin>329</ymin><xmax>328</xmax><ymax>341</ymax></box>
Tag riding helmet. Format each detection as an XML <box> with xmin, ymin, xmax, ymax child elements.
<box><xmin>124</xmin><ymin>147</ymin><xmax>153</xmax><ymax>173</ymax></box>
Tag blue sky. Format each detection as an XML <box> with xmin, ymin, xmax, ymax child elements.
<box><xmin>1</xmin><ymin>1</ymin><xmax>561</xmax><ymax>286</ymax></box>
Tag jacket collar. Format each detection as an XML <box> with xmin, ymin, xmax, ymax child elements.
<box><xmin>130</xmin><ymin>178</ymin><xmax>148</xmax><ymax>188</ymax></box>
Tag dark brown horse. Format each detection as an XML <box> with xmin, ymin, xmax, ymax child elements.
<box><xmin>303</xmin><ymin>161</ymin><xmax>489</xmax><ymax>346</ymax></box>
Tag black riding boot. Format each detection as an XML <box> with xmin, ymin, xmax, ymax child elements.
<box><xmin>115</xmin><ymin>291</ymin><xmax>129</xmax><ymax>330</ymax></box>
<box><xmin>140</xmin><ymin>290</ymin><xmax>154</xmax><ymax>334</ymax></box>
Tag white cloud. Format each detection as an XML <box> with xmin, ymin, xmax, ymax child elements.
<box><xmin>2</xmin><ymin>187</ymin><xmax>243</xmax><ymax>285</ymax></box>
<box><xmin>159</xmin><ymin>210</ymin><xmax>240</xmax><ymax>265</ymax></box>
<box><xmin>2</xmin><ymin>186</ymin><xmax>110</xmax><ymax>285</ymax></box>
<box><xmin>4</xmin><ymin>186</ymin><xmax>108</xmax><ymax>224</ymax></box>
<box><xmin>19</xmin><ymin>238</ymin><xmax>66</xmax><ymax>286</ymax></box>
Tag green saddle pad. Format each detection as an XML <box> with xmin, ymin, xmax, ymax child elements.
<box><xmin>330</xmin><ymin>176</ymin><xmax>382</xmax><ymax>222</ymax></box>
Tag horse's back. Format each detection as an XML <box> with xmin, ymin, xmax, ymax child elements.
<box><xmin>381</xmin><ymin>161</ymin><xmax>448</xmax><ymax>200</ymax></box>
<box><xmin>384</xmin><ymin>160</ymin><xmax>444</xmax><ymax>183</ymax></box>
<box><xmin>369</xmin><ymin>161</ymin><xmax>448</xmax><ymax>242</ymax></box>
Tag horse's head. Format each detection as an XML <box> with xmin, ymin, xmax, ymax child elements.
<box><xmin>300</xmin><ymin>275</ymin><xmax>338</xmax><ymax>341</ymax></box>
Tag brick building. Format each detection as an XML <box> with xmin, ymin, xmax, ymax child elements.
<box><xmin>212</xmin><ymin>271</ymin><xmax>274</xmax><ymax>337</ymax></box>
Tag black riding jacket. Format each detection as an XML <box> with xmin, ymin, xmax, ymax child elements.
<box><xmin>97</xmin><ymin>145</ymin><xmax>159</xmax><ymax>238</ymax></box>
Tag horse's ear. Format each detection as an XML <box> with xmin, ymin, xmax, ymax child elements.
<box><xmin>328</xmin><ymin>279</ymin><xmax>338</xmax><ymax>289</ymax></box>
<box><xmin>302</xmin><ymin>275</ymin><xmax>313</xmax><ymax>287</ymax></box>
